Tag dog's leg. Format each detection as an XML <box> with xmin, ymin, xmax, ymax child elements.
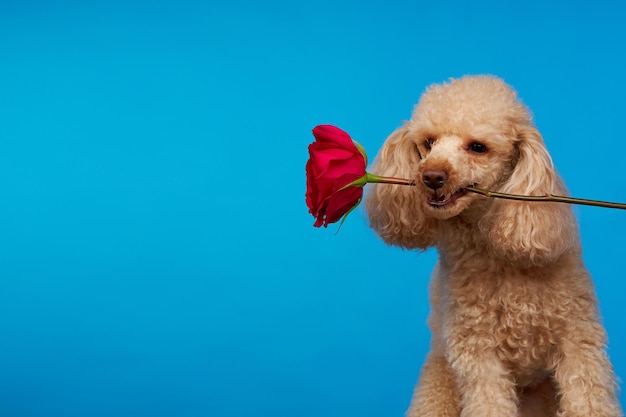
<box><xmin>407</xmin><ymin>353</ymin><xmax>460</xmax><ymax>417</ymax></box>
<box><xmin>409</xmin><ymin>268</ymin><xmax>461</xmax><ymax>416</ymax></box>
<box><xmin>552</xmin><ymin>323</ymin><xmax>622</xmax><ymax>417</ymax></box>
<box><xmin>450</xmin><ymin>351</ymin><xmax>518</xmax><ymax>417</ymax></box>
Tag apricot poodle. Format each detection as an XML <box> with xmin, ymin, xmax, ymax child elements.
<box><xmin>366</xmin><ymin>75</ymin><xmax>621</xmax><ymax>417</ymax></box>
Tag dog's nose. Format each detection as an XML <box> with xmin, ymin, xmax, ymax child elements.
<box><xmin>422</xmin><ymin>169</ymin><xmax>448</xmax><ymax>189</ymax></box>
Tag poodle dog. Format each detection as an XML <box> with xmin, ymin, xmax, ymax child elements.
<box><xmin>366</xmin><ymin>75</ymin><xmax>621</xmax><ymax>417</ymax></box>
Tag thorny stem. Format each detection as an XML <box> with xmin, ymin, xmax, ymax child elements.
<box><xmin>349</xmin><ymin>173</ymin><xmax>626</xmax><ymax>210</ymax></box>
<box><xmin>464</xmin><ymin>186</ymin><xmax>626</xmax><ymax>210</ymax></box>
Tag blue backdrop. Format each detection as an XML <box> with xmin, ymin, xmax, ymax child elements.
<box><xmin>1</xmin><ymin>1</ymin><xmax>625</xmax><ymax>416</ymax></box>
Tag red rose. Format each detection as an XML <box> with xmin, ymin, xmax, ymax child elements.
<box><xmin>306</xmin><ymin>125</ymin><xmax>367</xmax><ymax>227</ymax></box>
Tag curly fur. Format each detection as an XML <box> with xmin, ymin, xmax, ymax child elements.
<box><xmin>366</xmin><ymin>75</ymin><xmax>621</xmax><ymax>417</ymax></box>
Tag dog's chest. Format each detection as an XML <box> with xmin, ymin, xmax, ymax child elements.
<box><xmin>491</xmin><ymin>289</ymin><xmax>558</xmax><ymax>376</ymax></box>
<box><xmin>444</xmin><ymin>271</ymin><xmax>562</xmax><ymax>379</ymax></box>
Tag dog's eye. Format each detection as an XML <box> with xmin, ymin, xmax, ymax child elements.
<box><xmin>469</xmin><ymin>142</ymin><xmax>487</xmax><ymax>153</ymax></box>
<box><xmin>424</xmin><ymin>138</ymin><xmax>435</xmax><ymax>150</ymax></box>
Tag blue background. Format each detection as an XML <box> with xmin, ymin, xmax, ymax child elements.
<box><xmin>1</xmin><ymin>1</ymin><xmax>625</xmax><ymax>416</ymax></box>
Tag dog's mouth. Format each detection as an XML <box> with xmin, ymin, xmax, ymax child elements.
<box><xmin>426</xmin><ymin>186</ymin><xmax>472</xmax><ymax>208</ymax></box>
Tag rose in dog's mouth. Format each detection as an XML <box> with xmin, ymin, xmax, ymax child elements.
<box><xmin>427</xmin><ymin>188</ymin><xmax>469</xmax><ymax>208</ymax></box>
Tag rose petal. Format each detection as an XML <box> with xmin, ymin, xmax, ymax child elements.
<box><xmin>321</xmin><ymin>186</ymin><xmax>363</xmax><ymax>226</ymax></box>
<box><xmin>308</xmin><ymin>149</ymin><xmax>366</xmax><ymax>182</ymax></box>
<box><xmin>306</xmin><ymin>125</ymin><xmax>369</xmax><ymax>227</ymax></box>
<box><xmin>312</xmin><ymin>125</ymin><xmax>355</xmax><ymax>149</ymax></box>
<box><xmin>307</xmin><ymin>147</ymin><xmax>357</xmax><ymax>175</ymax></box>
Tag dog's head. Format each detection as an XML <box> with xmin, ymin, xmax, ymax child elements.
<box><xmin>366</xmin><ymin>75</ymin><xmax>577</xmax><ymax>266</ymax></box>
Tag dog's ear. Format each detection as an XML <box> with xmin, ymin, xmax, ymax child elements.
<box><xmin>481</xmin><ymin>125</ymin><xmax>578</xmax><ymax>267</ymax></box>
<box><xmin>365</xmin><ymin>125</ymin><xmax>438</xmax><ymax>249</ymax></box>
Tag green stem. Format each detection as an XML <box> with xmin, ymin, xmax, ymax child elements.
<box><xmin>365</xmin><ymin>173</ymin><xmax>416</xmax><ymax>186</ymax></box>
